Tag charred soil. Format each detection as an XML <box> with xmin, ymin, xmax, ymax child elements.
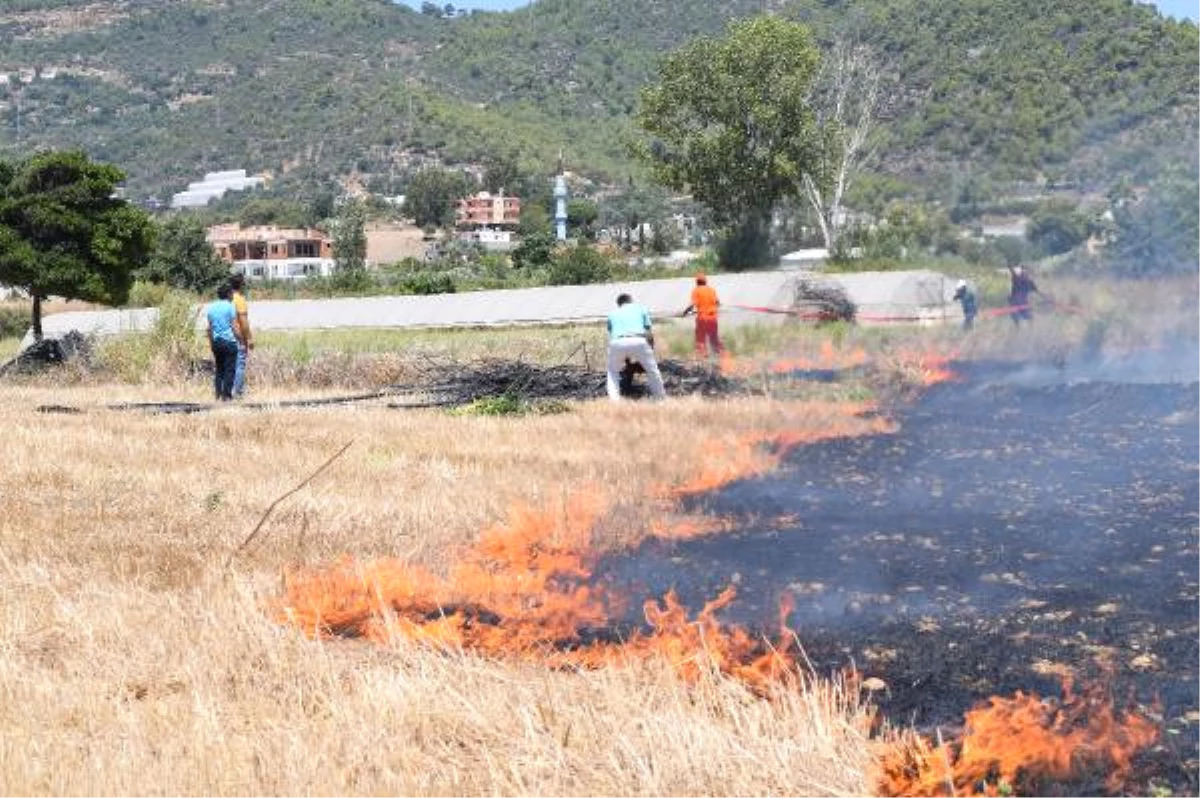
<box><xmin>595</xmin><ymin>358</ymin><xmax>1200</xmax><ymax>795</ymax></box>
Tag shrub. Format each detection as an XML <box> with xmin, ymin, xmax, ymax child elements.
<box><xmin>97</xmin><ymin>290</ymin><xmax>203</xmax><ymax>382</ymax></box>
<box><xmin>399</xmin><ymin>271</ymin><xmax>457</xmax><ymax>295</ymax></box>
<box><xmin>451</xmin><ymin>392</ymin><xmax>571</xmax><ymax>416</ymax></box>
<box><xmin>0</xmin><ymin>304</ymin><xmax>30</xmax><ymax>340</ymax></box>
<box><xmin>125</xmin><ymin>280</ymin><xmax>171</xmax><ymax>308</ymax></box>
<box><xmin>546</xmin><ymin>243</ymin><xmax>613</xmax><ymax>285</ymax></box>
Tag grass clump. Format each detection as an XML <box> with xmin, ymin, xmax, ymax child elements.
<box><xmin>452</xmin><ymin>392</ymin><xmax>572</xmax><ymax>417</ymax></box>
<box><xmin>95</xmin><ymin>290</ymin><xmax>204</xmax><ymax>383</ymax></box>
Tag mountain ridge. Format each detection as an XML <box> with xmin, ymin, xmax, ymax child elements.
<box><xmin>1</xmin><ymin>0</ymin><xmax>1195</xmax><ymax>203</ymax></box>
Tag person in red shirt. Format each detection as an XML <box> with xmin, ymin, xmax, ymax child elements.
<box><xmin>682</xmin><ymin>272</ymin><xmax>723</xmax><ymax>357</ymax></box>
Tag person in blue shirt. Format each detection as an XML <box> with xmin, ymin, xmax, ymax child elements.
<box><xmin>206</xmin><ymin>283</ymin><xmax>244</xmax><ymax>401</ymax></box>
<box><xmin>606</xmin><ymin>292</ymin><xmax>665</xmax><ymax>401</ymax></box>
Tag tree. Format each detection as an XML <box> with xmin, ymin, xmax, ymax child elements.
<box><xmin>636</xmin><ymin>16</ymin><xmax>822</xmax><ymax>268</ymax></box>
<box><xmin>517</xmin><ymin>202</ymin><xmax>551</xmax><ymax>237</ymax></box>
<box><xmin>547</xmin><ymin>242</ymin><xmax>613</xmax><ymax>286</ymax></box>
<box><xmin>481</xmin><ymin>149</ymin><xmax>521</xmax><ymax>194</ymax></box>
<box><xmin>404</xmin><ymin>167</ymin><xmax>469</xmax><ymax>230</ymax></box>
<box><xmin>800</xmin><ymin>38</ymin><xmax>885</xmax><ymax>253</ymax></box>
<box><xmin>598</xmin><ymin>182</ymin><xmax>674</xmax><ymax>251</ymax></box>
<box><xmin>1027</xmin><ymin>199</ymin><xmax>1090</xmax><ymax>257</ymax></box>
<box><xmin>566</xmin><ymin>198</ymin><xmax>598</xmax><ymax>240</ymax></box>
<box><xmin>511</xmin><ymin>231</ymin><xmax>556</xmax><ymax>271</ymax></box>
<box><xmin>1105</xmin><ymin>170</ymin><xmax>1199</xmax><ymax>276</ymax></box>
<box><xmin>140</xmin><ymin>215</ymin><xmax>228</xmax><ymax>292</ymax></box>
<box><xmin>0</xmin><ymin>150</ymin><xmax>155</xmax><ymax>340</ymax></box>
<box><xmin>330</xmin><ymin>198</ymin><xmax>369</xmax><ymax>289</ymax></box>
<box><xmin>237</xmin><ymin>197</ymin><xmax>310</xmax><ymax>228</ymax></box>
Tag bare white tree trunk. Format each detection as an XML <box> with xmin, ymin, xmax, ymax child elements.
<box><xmin>801</xmin><ymin>39</ymin><xmax>883</xmax><ymax>253</ymax></box>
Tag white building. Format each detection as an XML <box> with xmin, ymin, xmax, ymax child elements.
<box><xmin>171</xmin><ymin>169</ymin><xmax>265</xmax><ymax>209</ymax></box>
<box><xmin>459</xmin><ymin>228</ymin><xmax>515</xmax><ymax>252</ymax></box>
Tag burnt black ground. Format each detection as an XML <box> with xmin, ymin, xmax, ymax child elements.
<box><xmin>593</xmin><ymin>354</ymin><xmax>1199</xmax><ymax>793</ymax></box>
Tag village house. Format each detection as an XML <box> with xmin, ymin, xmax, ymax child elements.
<box><xmin>207</xmin><ymin>223</ymin><xmax>335</xmax><ymax>281</ymax></box>
<box><xmin>454</xmin><ymin>190</ymin><xmax>521</xmax><ymax>252</ymax></box>
<box><xmin>456</xmin><ymin>191</ymin><xmax>520</xmax><ymax>228</ymax></box>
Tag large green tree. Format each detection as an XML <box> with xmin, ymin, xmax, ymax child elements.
<box><xmin>0</xmin><ymin>150</ymin><xmax>156</xmax><ymax>340</ymax></box>
<box><xmin>636</xmin><ymin>16</ymin><xmax>823</xmax><ymax>268</ymax></box>
<box><xmin>140</xmin><ymin>215</ymin><xmax>229</xmax><ymax>292</ymax></box>
<box><xmin>404</xmin><ymin>167</ymin><xmax>470</xmax><ymax>230</ymax></box>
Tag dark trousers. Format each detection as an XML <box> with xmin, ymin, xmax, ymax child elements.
<box><xmin>211</xmin><ymin>338</ymin><xmax>239</xmax><ymax>400</ymax></box>
<box><xmin>1010</xmin><ymin>295</ymin><xmax>1032</xmax><ymax>325</ymax></box>
<box><xmin>694</xmin><ymin>317</ymin><xmax>723</xmax><ymax>356</ymax></box>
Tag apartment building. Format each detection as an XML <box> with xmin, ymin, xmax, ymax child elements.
<box><xmin>207</xmin><ymin>224</ymin><xmax>335</xmax><ymax>281</ymax></box>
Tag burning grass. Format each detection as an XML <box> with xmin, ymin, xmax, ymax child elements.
<box><xmin>0</xmin><ymin>382</ymin><xmax>887</xmax><ymax>795</ymax></box>
<box><xmin>0</xmin><ymin>277</ymin><xmax>1191</xmax><ymax>795</ymax></box>
<box><xmin>877</xmin><ymin>678</ymin><xmax>1160</xmax><ymax>797</ymax></box>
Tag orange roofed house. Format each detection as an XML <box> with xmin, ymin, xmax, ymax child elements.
<box><xmin>207</xmin><ymin>224</ymin><xmax>336</xmax><ymax>281</ymax></box>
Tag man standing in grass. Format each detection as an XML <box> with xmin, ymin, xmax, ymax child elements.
<box><xmin>1008</xmin><ymin>264</ymin><xmax>1039</xmax><ymax>326</ymax></box>
<box><xmin>682</xmin><ymin>272</ymin><xmax>723</xmax><ymax>358</ymax></box>
<box><xmin>229</xmin><ymin>272</ymin><xmax>253</xmax><ymax>397</ymax></box>
<box><xmin>206</xmin><ymin>283</ymin><xmax>244</xmax><ymax>401</ymax></box>
<box><xmin>953</xmin><ymin>279</ymin><xmax>978</xmax><ymax>330</ymax></box>
<box><xmin>606</xmin><ymin>292</ymin><xmax>665</xmax><ymax>401</ymax></box>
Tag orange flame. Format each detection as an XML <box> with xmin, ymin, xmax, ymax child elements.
<box><xmin>721</xmin><ymin>341</ymin><xmax>870</xmax><ymax>378</ymax></box>
<box><xmin>877</xmin><ymin>678</ymin><xmax>1159</xmax><ymax>796</ymax></box>
<box><xmin>272</xmin><ymin>490</ymin><xmax>806</xmax><ymax>689</ymax></box>
<box><xmin>663</xmin><ymin>403</ymin><xmax>895</xmax><ymax>498</ymax></box>
<box><xmin>888</xmin><ymin>349</ymin><xmax>960</xmax><ymax>386</ymax></box>
<box><xmin>272</xmin><ymin>397</ymin><xmax>903</xmax><ymax>688</ymax></box>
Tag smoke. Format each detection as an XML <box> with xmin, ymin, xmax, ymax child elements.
<box><xmin>594</xmin><ymin>353</ymin><xmax>1198</xmax><ymax>639</ymax></box>
<box><xmin>976</xmin><ymin>339</ymin><xmax>1200</xmax><ymax>388</ymax></box>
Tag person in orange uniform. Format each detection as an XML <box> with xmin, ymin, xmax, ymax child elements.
<box><xmin>682</xmin><ymin>272</ymin><xmax>723</xmax><ymax>358</ymax></box>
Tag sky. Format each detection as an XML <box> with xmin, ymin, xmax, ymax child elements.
<box><xmin>1151</xmin><ymin>0</ymin><xmax>1200</xmax><ymax>21</ymax></box>
<box><xmin>403</xmin><ymin>0</ymin><xmax>1199</xmax><ymax>21</ymax></box>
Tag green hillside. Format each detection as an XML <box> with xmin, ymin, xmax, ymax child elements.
<box><xmin>0</xmin><ymin>0</ymin><xmax>1195</xmax><ymax>201</ymax></box>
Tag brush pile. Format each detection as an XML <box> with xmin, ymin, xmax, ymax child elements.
<box><xmin>791</xmin><ymin>277</ymin><xmax>857</xmax><ymax>322</ymax></box>
<box><xmin>389</xmin><ymin>357</ymin><xmax>757</xmax><ymax>407</ymax></box>
<box><xmin>0</xmin><ymin>331</ymin><xmax>92</xmax><ymax>377</ymax></box>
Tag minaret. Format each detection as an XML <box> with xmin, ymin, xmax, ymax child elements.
<box><xmin>553</xmin><ymin>152</ymin><xmax>568</xmax><ymax>242</ymax></box>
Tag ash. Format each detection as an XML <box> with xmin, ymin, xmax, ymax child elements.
<box><xmin>594</xmin><ymin>357</ymin><xmax>1199</xmax><ymax>791</ymax></box>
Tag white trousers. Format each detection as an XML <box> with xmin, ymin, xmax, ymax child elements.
<box><xmin>606</xmin><ymin>337</ymin><xmax>666</xmax><ymax>401</ymax></box>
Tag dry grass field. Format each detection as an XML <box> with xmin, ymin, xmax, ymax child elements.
<box><xmin>0</xmin><ymin>274</ymin><xmax>1194</xmax><ymax>796</ymax></box>
<box><xmin>0</xmin><ymin>390</ymin><xmax>889</xmax><ymax>795</ymax></box>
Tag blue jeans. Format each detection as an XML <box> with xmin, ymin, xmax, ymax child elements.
<box><xmin>212</xmin><ymin>339</ymin><xmax>239</xmax><ymax>400</ymax></box>
<box><xmin>232</xmin><ymin>343</ymin><xmax>247</xmax><ymax>397</ymax></box>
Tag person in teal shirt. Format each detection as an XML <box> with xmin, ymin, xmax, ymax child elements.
<box><xmin>206</xmin><ymin>284</ymin><xmax>243</xmax><ymax>401</ymax></box>
<box><xmin>605</xmin><ymin>293</ymin><xmax>665</xmax><ymax>401</ymax></box>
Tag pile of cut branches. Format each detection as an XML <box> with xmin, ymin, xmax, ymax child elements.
<box><xmin>389</xmin><ymin>356</ymin><xmax>756</xmax><ymax>408</ymax></box>
<box><xmin>0</xmin><ymin>331</ymin><xmax>92</xmax><ymax>377</ymax></box>
<box><xmin>791</xmin><ymin>277</ymin><xmax>857</xmax><ymax>322</ymax></box>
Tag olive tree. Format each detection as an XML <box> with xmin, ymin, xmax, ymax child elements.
<box><xmin>0</xmin><ymin>150</ymin><xmax>155</xmax><ymax>340</ymax></box>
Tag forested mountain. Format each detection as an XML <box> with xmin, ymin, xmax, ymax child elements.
<box><xmin>0</xmin><ymin>0</ymin><xmax>1195</xmax><ymax>202</ymax></box>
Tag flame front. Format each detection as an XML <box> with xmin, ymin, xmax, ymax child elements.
<box><xmin>270</xmin><ymin>381</ymin><xmax>1161</xmax><ymax>796</ymax></box>
<box><xmin>877</xmin><ymin>678</ymin><xmax>1159</xmax><ymax>796</ymax></box>
<box><xmin>273</xmin><ymin>490</ymin><xmax>804</xmax><ymax>689</ymax></box>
